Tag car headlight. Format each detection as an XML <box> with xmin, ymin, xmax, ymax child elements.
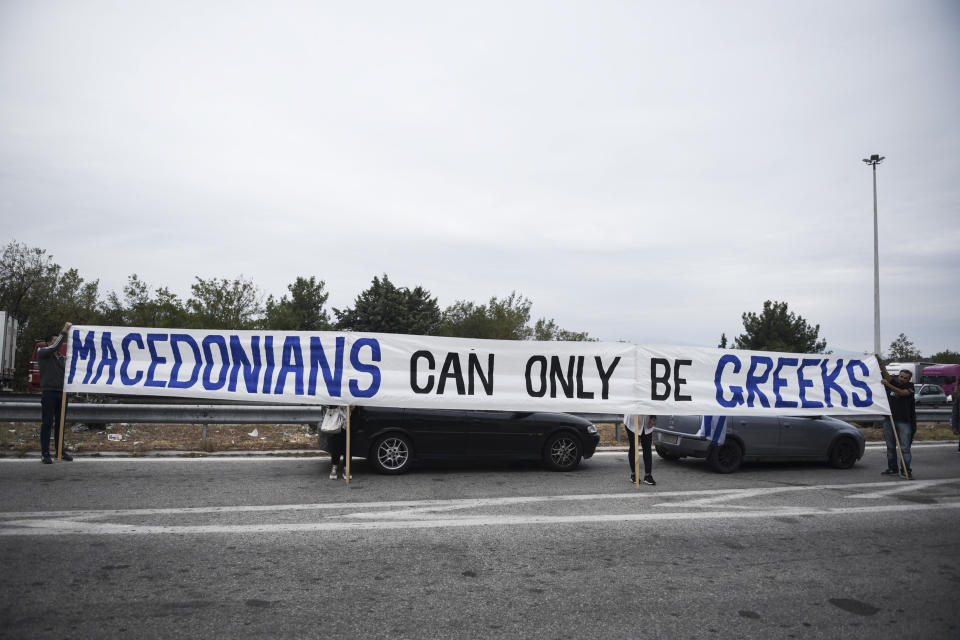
<box><xmin>587</xmin><ymin>424</ymin><xmax>598</xmax><ymax>435</ymax></box>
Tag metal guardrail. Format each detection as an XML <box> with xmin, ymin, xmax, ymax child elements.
<box><xmin>0</xmin><ymin>402</ymin><xmax>325</xmax><ymax>425</ymax></box>
<box><xmin>0</xmin><ymin>405</ymin><xmax>950</xmax><ymax>426</ymax></box>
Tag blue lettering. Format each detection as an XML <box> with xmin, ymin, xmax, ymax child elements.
<box><xmin>261</xmin><ymin>336</ymin><xmax>275</xmax><ymax>394</ymax></box>
<box><xmin>274</xmin><ymin>336</ymin><xmax>304</xmax><ymax>395</ymax></box>
<box><xmin>169</xmin><ymin>334</ymin><xmax>201</xmax><ymax>389</ymax></box>
<box><xmin>91</xmin><ymin>332</ymin><xmax>118</xmax><ymax>385</ymax></box>
<box><xmin>68</xmin><ymin>329</ymin><xmax>97</xmax><ymax>385</ymax></box>
<box><xmin>309</xmin><ymin>336</ymin><xmax>345</xmax><ymax>397</ymax></box>
<box><xmin>228</xmin><ymin>336</ymin><xmax>262</xmax><ymax>393</ymax></box>
<box><xmin>846</xmin><ymin>360</ymin><xmax>873</xmax><ymax>407</ymax></box>
<box><xmin>349</xmin><ymin>338</ymin><xmax>381</xmax><ymax>398</ymax></box>
<box><xmin>820</xmin><ymin>360</ymin><xmax>848</xmax><ymax>407</ymax></box>
<box><xmin>144</xmin><ymin>333</ymin><xmax>168</xmax><ymax>388</ymax></box>
<box><xmin>714</xmin><ymin>354</ymin><xmax>744</xmax><ymax>408</ymax></box>
<box><xmin>797</xmin><ymin>358</ymin><xmax>823</xmax><ymax>408</ymax></box>
<box><xmin>772</xmin><ymin>357</ymin><xmax>798</xmax><ymax>409</ymax></box>
<box><xmin>202</xmin><ymin>335</ymin><xmax>229</xmax><ymax>390</ymax></box>
<box><xmin>120</xmin><ymin>333</ymin><xmax>144</xmax><ymax>385</ymax></box>
<box><xmin>745</xmin><ymin>356</ymin><xmax>772</xmax><ymax>408</ymax></box>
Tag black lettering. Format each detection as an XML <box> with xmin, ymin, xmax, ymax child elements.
<box><xmin>674</xmin><ymin>359</ymin><xmax>692</xmax><ymax>401</ymax></box>
<box><xmin>525</xmin><ymin>356</ymin><xmax>547</xmax><ymax>397</ymax></box>
<box><xmin>651</xmin><ymin>358</ymin><xmax>671</xmax><ymax>401</ymax></box>
<box><xmin>437</xmin><ymin>352</ymin><xmax>465</xmax><ymax>395</ymax></box>
<box><xmin>576</xmin><ymin>356</ymin><xmax>594</xmax><ymax>399</ymax></box>
<box><xmin>550</xmin><ymin>356</ymin><xmax>575</xmax><ymax>399</ymax></box>
<box><xmin>410</xmin><ymin>350</ymin><xmax>435</xmax><ymax>394</ymax></box>
<box><xmin>468</xmin><ymin>353</ymin><xmax>494</xmax><ymax>396</ymax></box>
<box><xmin>595</xmin><ymin>356</ymin><xmax>620</xmax><ymax>399</ymax></box>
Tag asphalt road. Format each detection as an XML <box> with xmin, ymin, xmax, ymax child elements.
<box><xmin>1</xmin><ymin>443</ymin><xmax>959</xmax><ymax>639</ymax></box>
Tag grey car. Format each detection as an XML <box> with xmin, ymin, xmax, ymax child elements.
<box><xmin>915</xmin><ymin>383</ymin><xmax>947</xmax><ymax>406</ymax></box>
<box><xmin>652</xmin><ymin>414</ymin><xmax>866</xmax><ymax>473</ymax></box>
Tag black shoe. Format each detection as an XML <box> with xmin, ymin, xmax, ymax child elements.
<box><xmin>899</xmin><ymin>469</ymin><xmax>914</xmax><ymax>480</ymax></box>
<box><xmin>642</xmin><ymin>475</ymin><xmax>656</xmax><ymax>486</ymax></box>
<box><xmin>59</xmin><ymin>452</ymin><xmax>73</xmax><ymax>462</ymax></box>
<box><xmin>880</xmin><ymin>469</ymin><xmax>898</xmax><ymax>475</ymax></box>
<box><xmin>41</xmin><ymin>456</ymin><xmax>52</xmax><ymax>464</ymax></box>
<box><xmin>629</xmin><ymin>474</ymin><xmax>635</xmax><ymax>483</ymax></box>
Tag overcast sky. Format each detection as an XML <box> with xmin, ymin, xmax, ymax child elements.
<box><xmin>2</xmin><ymin>1</ymin><xmax>958</xmax><ymax>356</ymax></box>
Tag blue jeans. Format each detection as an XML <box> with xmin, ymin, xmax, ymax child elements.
<box><xmin>882</xmin><ymin>417</ymin><xmax>913</xmax><ymax>472</ymax></box>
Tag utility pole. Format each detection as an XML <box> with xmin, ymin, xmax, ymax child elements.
<box><xmin>862</xmin><ymin>154</ymin><xmax>884</xmax><ymax>356</ymax></box>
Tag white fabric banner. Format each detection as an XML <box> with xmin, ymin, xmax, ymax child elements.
<box><xmin>63</xmin><ymin>326</ymin><xmax>886</xmax><ymax>416</ymax></box>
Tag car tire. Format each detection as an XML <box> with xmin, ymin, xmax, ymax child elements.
<box><xmin>370</xmin><ymin>433</ymin><xmax>413</xmax><ymax>475</ymax></box>
<box><xmin>829</xmin><ymin>436</ymin><xmax>859</xmax><ymax>469</ymax></box>
<box><xmin>655</xmin><ymin>446</ymin><xmax>681</xmax><ymax>461</ymax></box>
<box><xmin>543</xmin><ymin>432</ymin><xmax>582</xmax><ymax>471</ymax></box>
<box><xmin>707</xmin><ymin>439</ymin><xmax>743</xmax><ymax>473</ymax></box>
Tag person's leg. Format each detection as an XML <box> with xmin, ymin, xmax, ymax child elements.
<box><xmin>40</xmin><ymin>391</ymin><xmax>58</xmax><ymax>459</ymax></box>
<box><xmin>881</xmin><ymin>417</ymin><xmax>898</xmax><ymax>472</ymax></box>
<box><xmin>626</xmin><ymin>431</ymin><xmax>636</xmax><ymax>480</ymax></box>
<box><xmin>640</xmin><ymin>431</ymin><xmax>653</xmax><ymax>477</ymax></box>
<box><xmin>895</xmin><ymin>420</ymin><xmax>912</xmax><ymax>475</ymax></box>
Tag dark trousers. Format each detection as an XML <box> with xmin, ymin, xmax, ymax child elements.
<box><xmin>40</xmin><ymin>390</ymin><xmax>67</xmax><ymax>458</ymax></box>
<box><xmin>327</xmin><ymin>431</ymin><xmax>346</xmax><ymax>467</ymax></box>
<box><xmin>627</xmin><ymin>429</ymin><xmax>652</xmax><ymax>477</ymax></box>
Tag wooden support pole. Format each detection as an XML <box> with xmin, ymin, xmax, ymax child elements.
<box><xmin>345</xmin><ymin>405</ymin><xmax>352</xmax><ymax>484</ymax></box>
<box><xmin>56</xmin><ymin>391</ymin><xmax>67</xmax><ymax>461</ymax></box>
<box><xmin>634</xmin><ymin>414</ymin><xmax>640</xmax><ymax>489</ymax></box>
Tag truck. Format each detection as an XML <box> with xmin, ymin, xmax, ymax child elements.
<box><xmin>0</xmin><ymin>311</ymin><xmax>18</xmax><ymax>390</ymax></box>
<box><xmin>885</xmin><ymin>361</ymin><xmax>935</xmax><ymax>385</ymax></box>
<box><xmin>921</xmin><ymin>363</ymin><xmax>960</xmax><ymax>400</ymax></box>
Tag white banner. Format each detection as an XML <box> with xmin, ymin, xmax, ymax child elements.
<box><xmin>63</xmin><ymin>326</ymin><xmax>886</xmax><ymax>416</ymax></box>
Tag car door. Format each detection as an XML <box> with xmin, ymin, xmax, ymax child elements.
<box><xmin>776</xmin><ymin>416</ymin><xmax>835</xmax><ymax>459</ymax></box>
<box><xmin>727</xmin><ymin>415</ymin><xmax>780</xmax><ymax>457</ymax></box>
<box><xmin>468</xmin><ymin>411</ymin><xmax>537</xmax><ymax>457</ymax></box>
<box><xmin>403</xmin><ymin>409</ymin><xmax>472</xmax><ymax>458</ymax></box>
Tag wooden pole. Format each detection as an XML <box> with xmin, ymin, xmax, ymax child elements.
<box><xmin>345</xmin><ymin>405</ymin><xmax>352</xmax><ymax>484</ymax></box>
<box><xmin>888</xmin><ymin>412</ymin><xmax>909</xmax><ymax>480</ymax></box>
<box><xmin>634</xmin><ymin>414</ymin><xmax>640</xmax><ymax>489</ymax></box>
<box><xmin>55</xmin><ymin>391</ymin><xmax>67</xmax><ymax>461</ymax></box>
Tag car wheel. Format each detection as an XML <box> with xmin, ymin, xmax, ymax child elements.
<box><xmin>371</xmin><ymin>433</ymin><xmax>413</xmax><ymax>475</ymax></box>
<box><xmin>543</xmin><ymin>432</ymin><xmax>582</xmax><ymax>471</ymax></box>
<box><xmin>655</xmin><ymin>446</ymin><xmax>681</xmax><ymax>461</ymax></box>
<box><xmin>707</xmin><ymin>440</ymin><xmax>743</xmax><ymax>473</ymax></box>
<box><xmin>829</xmin><ymin>436</ymin><xmax>859</xmax><ymax>469</ymax></box>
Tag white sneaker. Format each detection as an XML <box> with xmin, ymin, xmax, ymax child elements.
<box><xmin>329</xmin><ymin>465</ymin><xmax>338</xmax><ymax>480</ymax></box>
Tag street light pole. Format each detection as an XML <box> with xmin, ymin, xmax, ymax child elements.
<box><xmin>862</xmin><ymin>153</ymin><xmax>884</xmax><ymax>356</ymax></box>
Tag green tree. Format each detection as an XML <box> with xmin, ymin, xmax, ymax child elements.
<box><xmin>101</xmin><ymin>274</ymin><xmax>188</xmax><ymax>328</ymax></box>
<box><xmin>186</xmin><ymin>276</ymin><xmax>263</xmax><ymax>329</ymax></box>
<box><xmin>0</xmin><ymin>241</ymin><xmax>100</xmax><ymax>390</ymax></box>
<box><xmin>718</xmin><ymin>333</ymin><xmax>728</xmax><ymax>348</ymax></box>
<box><xmin>887</xmin><ymin>333</ymin><xmax>921</xmax><ymax>361</ymax></box>
<box><xmin>930</xmin><ymin>349</ymin><xmax>960</xmax><ymax>364</ymax></box>
<box><xmin>438</xmin><ymin>292</ymin><xmax>533</xmax><ymax>340</ymax></box>
<box><xmin>334</xmin><ymin>274</ymin><xmax>440</xmax><ymax>335</ymax></box>
<box><xmin>262</xmin><ymin>276</ymin><xmax>331</xmax><ymax>331</ymax></box>
<box><xmin>732</xmin><ymin>300</ymin><xmax>827</xmax><ymax>353</ymax></box>
<box><xmin>532</xmin><ymin>318</ymin><xmax>594</xmax><ymax>342</ymax></box>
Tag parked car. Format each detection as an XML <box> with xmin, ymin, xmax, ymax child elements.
<box><xmin>341</xmin><ymin>406</ymin><xmax>600</xmax><ymax>474</ymax></box>
<box><xmin>914</xmin><ymin>383</ymin><xmax>947</xmax><ymax>406</ymax></box>
<box><xmin>652</xmin><ymin>414</ymin><xmax>865</xmax><ymax>473</ymax></box>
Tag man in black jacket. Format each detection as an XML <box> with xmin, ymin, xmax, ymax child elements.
<box><xmin>38</xmin><ymin>322</ymin><xmax>72</xmax><ymax>464</ymax></box>
<box><xmin>879</xmin><ymin>363</ymin><xmax>916</xmax><ymax>479</ymax></box>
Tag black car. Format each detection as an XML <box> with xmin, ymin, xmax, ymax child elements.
<box><xmin>340</xmin><ymin>406</ymin><xmax>600</xmax><ymax>474</ymax></box>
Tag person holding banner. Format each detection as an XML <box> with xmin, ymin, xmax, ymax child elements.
<box><xmin>623</xmin><ymin>414</ymin><xmax>656</xmax><ymax>485</ymax></box>
<box><xmin>320</xmin><ymin>406</ymin><xmax>347</xmax><ymax>480</ymax></box>
<box><xmin>878</xmin><ymin>360</ymin><xmax>916</xmax><ymax>479</ymax></box>
<box><xmin>37</xmin><ymin>322</ymin><xmax>73</xmax><ymax>464</ymax></box>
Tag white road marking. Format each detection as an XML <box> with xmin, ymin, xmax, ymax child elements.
<box><xmin>2</xmin><ymin>479</ymin><xmax>959</xmax><ymax>536</ymax></box>
<box><xmin>2</xmin><ymin>502</ymin><xmax>958</xmax><ymax>536</ymax></box>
